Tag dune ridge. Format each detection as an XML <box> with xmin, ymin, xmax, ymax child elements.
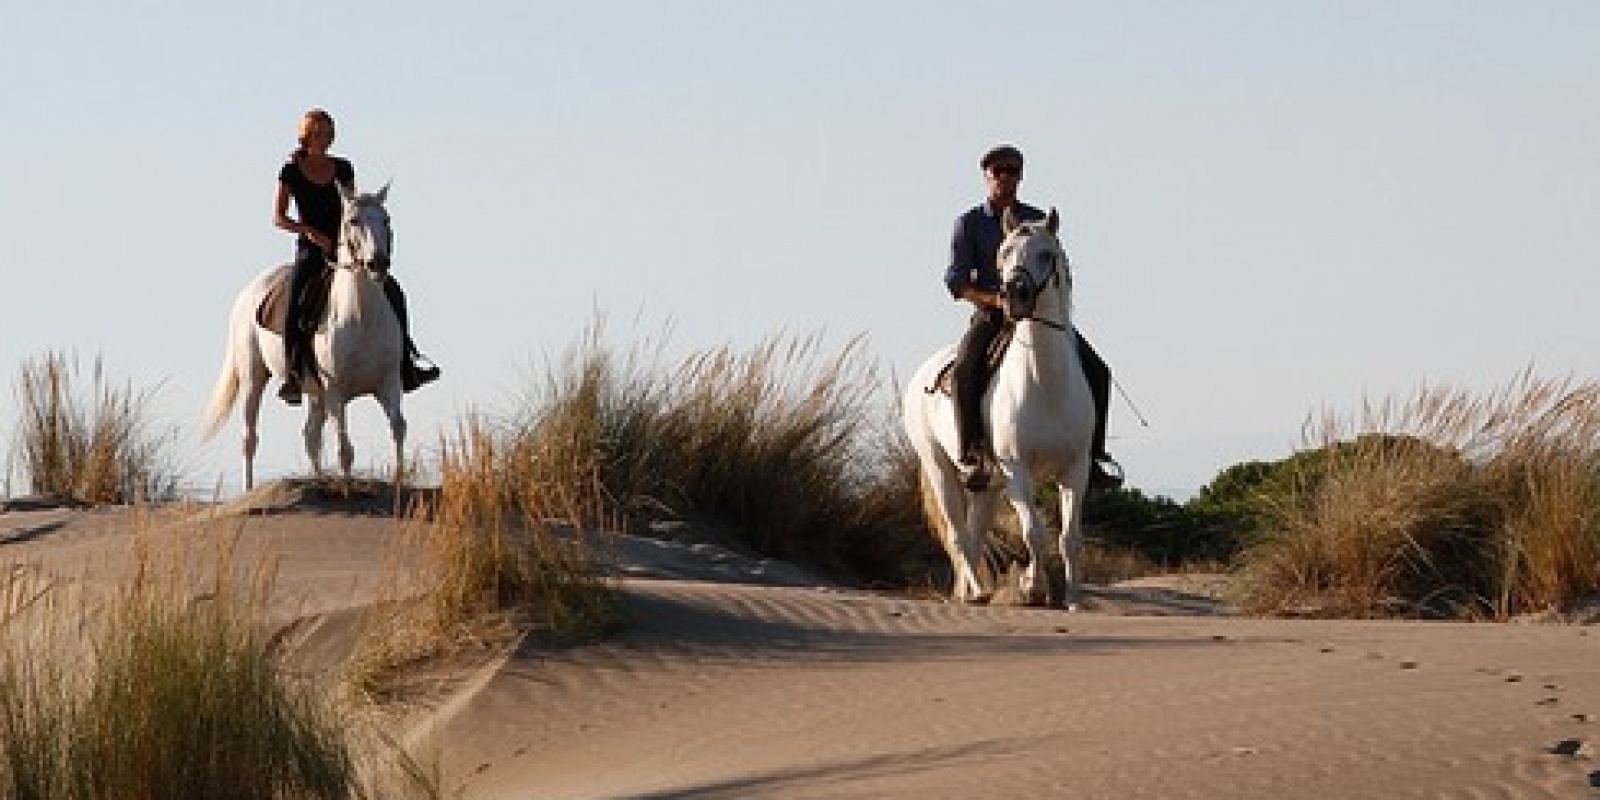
<box><xmin>2</xmin><ymin>483</ymin><xmax>1596</xmax><ymax>799</ymax></box>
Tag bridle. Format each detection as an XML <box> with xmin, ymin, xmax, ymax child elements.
<box><xmin>1000</xmin><ymin>228</ymin><xmax>1071</xmax><ymax>332</ymax></box>
<box><xmin>334</xmin><ymin>201</ymin><xmax>393</xmax><ymax>276</ymax></box>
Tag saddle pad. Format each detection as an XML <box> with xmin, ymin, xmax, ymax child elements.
<box><xmin>256</xmin><ymin>265</ymin><xmax>332</xmax><ymax>336</ymax></box>
<box><xmin>257</xmin><ymin>265</ymin><xmax>293</xmax><ymax>335</ymax></box>
<box><xmin>927</xmin><ymin>323</ymin><xmax>1016</xmax><ymax>395</ymax></box>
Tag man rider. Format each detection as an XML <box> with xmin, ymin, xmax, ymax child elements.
<box><xmin>943</xmin><ymin>143</ymin><xmax>1123</xmax><ymax>490</ymax></box>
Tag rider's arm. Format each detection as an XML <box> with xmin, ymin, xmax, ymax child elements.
<box><xmin>944</xmin><ymin>212</ymin><xmax>1003</xmax><ymax>309</ymax></box>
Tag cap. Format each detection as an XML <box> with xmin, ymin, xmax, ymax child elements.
<box><xmin>980</xmin><ymin>144</ymin><xmax>1024</xmax><ymax>170</ymax></box>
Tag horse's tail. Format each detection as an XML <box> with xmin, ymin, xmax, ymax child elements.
<box><xmin>201</xmin><ymin>344</ymin><xmax>240</xmax><ymax>440</ymax></box>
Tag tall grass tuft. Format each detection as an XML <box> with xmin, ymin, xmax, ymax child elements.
<box><xmin>349</xmin><ymin>414</ymin><xmax>626</xmax><ymax>698</ymax></box>
<box><xmin>427</xmin><ymin>415</ymin><xmax>623</xmax><ymax>640</ymax></box>
<box><xmin>0</xmin><ymin>536</ymin><xmax>358</xmax><ymax>799</ymax></box>
<box><xmin>1238</xmin><ymin>373</ymin><xmax>1600</xmax><ymax>619</ymax></box>
<box><xmin>502</xmin><ymin>322</ymin><xmax>930</xmax><ymax>579</ymax></box>
<box><xmin>9</xmin><ymin>351</ymin><xmax>177</xmax><ymax>504</ymax></box>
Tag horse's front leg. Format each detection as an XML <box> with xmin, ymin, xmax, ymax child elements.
<box><xmin>959</xmin><ymin>484</ymin><xmax>1003</xmax><ymax>603</ymax></box>
<box><xmin>1005</xmin><ymin>469</ymin><xmax>1052</xmax><ymax>606</ymax></box>
<box><xmin>923</xmin><ymin>465</ymin><xmax>983</xmax><ymax>602</ymax></box>
<box><xmin>327</xmin><ymin>398</ymin><xmax>355</xmax><ymax>480</ymax></box>
<box><xmin>303</xmin><ymin>395</ymin><xmax>328</xmax><ymax>478</ymax></box>
<box><xmin>377</xmin><ymin>387</ymin><xmax>406</xmax><ymax>484</ymax></box>
<box><xmin>1055</xmin><ymin>470</ymin><xmax>1091</xmax><ymax>611</ymax></box>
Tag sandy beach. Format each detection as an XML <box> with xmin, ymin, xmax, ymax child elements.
<box><xmin>3</xmin><ymin>486</ymin><xmax>1597</xmax><ymax>799</ymax></box>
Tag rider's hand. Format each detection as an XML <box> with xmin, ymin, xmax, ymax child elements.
<box><xmin>308</xmin><ymin>230</ymin><xmax>333</xmax><ymax>253</ymax></box>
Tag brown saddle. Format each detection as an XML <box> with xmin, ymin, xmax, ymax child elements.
<box><xmin>257</xmin><ymin>265</ymin><xmax>332</xmax><ymax>336</ymax></box>
<box><xmin>927</xmin><ymin>323</ymin><xmax>1016</xmax><ymax>395</ymax></box>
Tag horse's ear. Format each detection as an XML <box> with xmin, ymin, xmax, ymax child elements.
<box><xmin>1002</xmin><ymin>206</ymin><xmax>1019</xmax><ymax>236</ymax></box>
<box><xmin>1046</xmin><ymin>207</ymin><xmax>1060</xmax><ymax>235</ymax></box>
<box><xmin>375</xmin><ymin>180</ymin><xmax>391</xmax><ymax>205</ymax></box>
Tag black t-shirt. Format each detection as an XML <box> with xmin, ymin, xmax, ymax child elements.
<box><xmin>278</xmin><ymin>156</ymin><xmax>355</xmax><ymax>247</ymax></box>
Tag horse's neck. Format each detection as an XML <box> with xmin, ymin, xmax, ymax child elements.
<box><xmin>324</xmin><ymin>267</ymin><xmax>383</xmax><ymax>326</ymax></box>
<box><xmin>1004</xmin><ymin>289</ymin><xmax>1080</xmax><ymax>390</ymax></box>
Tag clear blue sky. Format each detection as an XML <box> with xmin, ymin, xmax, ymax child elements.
<box><xmin>2</xmin><ymin>3</ymin><xmax>1596</xmax><ymax>499</ymax></box>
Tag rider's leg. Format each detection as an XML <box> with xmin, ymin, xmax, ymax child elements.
<box><xmin>1075</xmin><ymin>332</ymin><xmax>1123</xmax><ymax>489</ymax></box>
<box><xmin>952</xmin><ymin>307</ymin><xmax>1004</xmax><ymax>467</ymax></box>
<box><xmin>382</xmin><ymin>275</ymin><xmax>440</xmax><ymax>391</ymax></box>
<box><xmin>380</xmin><ymin>275</ymin><xmax>411</xmax><ymax>348</ymax></box>
<box><xmin>279</xmin><ymin>248</ymin><xmax>321</xmax><ymax>404</ymax></box>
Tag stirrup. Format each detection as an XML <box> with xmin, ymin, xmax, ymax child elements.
<box><xmin>278</xmin><ymin>379</ymin><xmax>302</xmax><ymax>406</ymax></box>
<box><xmin>1090</xmin><ymin>457</ymin><xmax>1124</xmax><ymax>491</ymax></box>
<box><xmin>402</xmin><ymin>359</ymin><xmax>441</xmax><ymax>392</ymax></box>
<box><xmin>957</xmin><ymin>447</ymin><xmax>993</xmax><ymax>491</ymax></box>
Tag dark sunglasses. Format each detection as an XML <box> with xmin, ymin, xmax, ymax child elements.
<box><xmin>990</xmin><ymin>164</ymin><xmax>1022</xmax><ymax>178</ymax></box>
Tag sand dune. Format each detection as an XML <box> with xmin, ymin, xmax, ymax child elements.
<box><xmin>3</xmin><ymin>485</ymin><xmax>1597</xmax><ymax>799</ymax></box>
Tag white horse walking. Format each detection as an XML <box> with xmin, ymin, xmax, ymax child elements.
<box><xmin>203</xmin><ymin>182</ymin><xmax>406</xmax><ymax>490</ymax></box>
<box><xmin>903</xmin><ymin>207</ymin><xmax>1095</xmax><ymax>608</ymax></box>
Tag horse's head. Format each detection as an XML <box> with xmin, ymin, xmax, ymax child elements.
<box><xmin>997</xmin><ymin>206</ymin><xmax>1070</xmax><ymax>325</ymax></box>
<box><xmin>336</xmin><ymin>181</ymin><xmax>394</xmax><ymax>276</ymax></box>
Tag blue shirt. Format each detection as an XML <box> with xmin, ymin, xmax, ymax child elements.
<box><xmin>944</xmin><ymin>200</ymin><xmax>1046</xmax><ymax>299</ymax></box>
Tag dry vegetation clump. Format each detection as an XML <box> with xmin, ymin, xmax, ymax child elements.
<box><xmin>1238</xmin><ymin>374</ymin><xmax>1600</xmax><ymax>619</ymax></box>
<box><xmin>427</xmin><ymin>415</ymin><xmax>624</xmax><ymax>640</ymax></box>
<box><xmin>347</xmin><ymin>415</ymin><xmax>626</xmax><ymax>699</ymax></box>
<box><xmin>7</xmin><ymin>351</ymin><xmax>178</xmax><ymax>504</ymax></box>
<box><xmin>501</xmin><ymin>323</ymin><xmax>930</xmax><ymax>582</ymax></box>
<box><xmin>0</xmin><ymin>535</ymin><xmax>362</xmax><ymax>799</ymax></box>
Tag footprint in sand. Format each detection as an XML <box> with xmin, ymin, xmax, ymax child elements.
<box><xmin>1548</xmin><ymin>738</ymin><xmax>1593</xmax><ymax>758</ymax></box>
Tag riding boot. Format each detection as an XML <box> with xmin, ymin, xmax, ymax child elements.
<box><xmin>400</xmin><ymin>335</ymin><xmax>441</xmax><ymax>392</ymax></box>
<box><xmin>279</xmin><ymin>253</ymin><xmax>324</xmax><ymax>406</ymax></box>
<box><xmin>953</xmin><ymin>308</ymin><xmax>1003</xmax><ymax>486</ymax></box>
<box><xmin>278</xmin><ymin>321</ymin><xmax>306</xmax><ymax>405</ymax></box>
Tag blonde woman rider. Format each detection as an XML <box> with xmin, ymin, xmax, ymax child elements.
<box><xmin>272</xmin><ymin>108</ymin><xmax>439</xmax><ymax>404</ymax></box>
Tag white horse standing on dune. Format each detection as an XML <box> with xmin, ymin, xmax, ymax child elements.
<box><xmin>903</xmin><ymin>208</ymin><xmax>1095</xmax><ymax>608</ymax></box>
<box><xmin>203</xmin><ymin>183</ymin><xmax>406</xmax><ymax>490</ymax></box>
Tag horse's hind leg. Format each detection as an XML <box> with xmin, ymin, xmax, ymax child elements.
<box><xmin>241</xmin><ymin>376</ymin><xmax>267</xmax><ymax>491</ymax></box>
